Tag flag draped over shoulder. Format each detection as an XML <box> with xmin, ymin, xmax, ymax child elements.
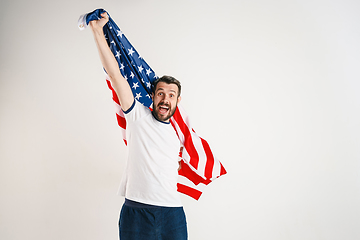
<box><xmin>78</xmin><ymin>9</ymin><xmax>226</xmax><ymax>200</ymax></box>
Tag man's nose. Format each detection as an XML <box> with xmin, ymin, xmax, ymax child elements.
<box><xmin>163</xmin><ymin>94</ymin><xmax>170</xmax><ymax>103</ymax></box>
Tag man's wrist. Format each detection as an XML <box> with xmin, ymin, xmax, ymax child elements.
<box><xmin>91</xmin><ymin>27</ymin><xmax>104</xmax><ymax>37</ymax></box>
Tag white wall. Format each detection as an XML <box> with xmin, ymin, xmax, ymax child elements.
<box><xmin>1</xmin><ymin>0</ymin><xmax>359</xmax><ymax>239</ymax></box>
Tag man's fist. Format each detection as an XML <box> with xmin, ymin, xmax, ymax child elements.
<box><xmin>89</xmin><ymin>12</ymin><xmax>109</xmax><ymax>31</ymax></box>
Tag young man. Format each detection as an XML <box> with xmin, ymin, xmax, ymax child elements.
<box><xmin>89</xmin><ymin>12</ymin><xmax>187</xmax><ymax>240</ymax></box>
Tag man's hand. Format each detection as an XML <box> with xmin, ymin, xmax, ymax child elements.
<box><xmin>178</xmin><ymin>147</ymin><xmax>184</xmax><ymax>171</ymax></box>
<box><xmin>178</xmin><ymin>161</ymin><xmax>182</xmax><ymax>171</ymax></box>
<box><xmin>89</xmin><ymin>12</ymin><xmax>109</xmax><ymax>32</ymax></box>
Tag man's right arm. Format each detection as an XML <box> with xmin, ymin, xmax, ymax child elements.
<box><xmin>89</xmin><ymin>12</ymin><xmax>134</xmax><ymax>111</ymax></box>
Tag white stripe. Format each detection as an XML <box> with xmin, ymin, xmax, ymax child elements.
<box><xmin>211</xmin><ymin>156</ymin><xmax>222</xmax><ymax>180</ymax></box>
<box><xmin>114</xmin><ymin>101</ymin><xmax>124</xmax><ymax>117</ymax></box>
<box><xmin>190</xmin><ymin>132</ymin><xmax>208</xmax><ymax>175</ymax></box>
<box><xmin>177</xmin><ymin>175</ymin><xmax>206</xmax><ymax>192</ymax></box>
<box><xmin>170</xmin><ymin>117</ymin><xmax>185</xmax><ymax>143</ymax></box>
<box><xmin>119</xmin><ymin>122</ymin><xmax>127</xmax><ymax>141</ymax></box>
<box><xmin>181</xmin><ymin>148</ymin><xmax>206</xmax><ymax>180</ymax></box>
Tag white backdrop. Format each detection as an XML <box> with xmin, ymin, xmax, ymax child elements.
<box><xmin>1</xmin><ymin>0</ymin><xmax>359</xmax><ymax>239</ymax></box>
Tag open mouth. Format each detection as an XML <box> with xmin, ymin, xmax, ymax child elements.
<box><xmin>158</xmin><ymin>105</ymin><xmax>169</xmax><ymax>115</ymax></box>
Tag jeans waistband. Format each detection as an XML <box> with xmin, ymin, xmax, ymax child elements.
<box><xmin>124</xmin><ymin>199</ymin><xmax>162</xmax><ymax>208</ymax></box>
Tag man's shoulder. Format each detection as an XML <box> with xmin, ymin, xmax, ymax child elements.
<box><xmin>123</xmin><ymin>99</ymin><xmax>136</xmax><ymax>114</ymax></box>
<box><xmin>124</xmin><ymin>100</ymin><xmax>150</xmax><ymax>113</ymax></box>
<box><xmin>124</xmin><ymin>100</ymin><xmax>152</xmax><ymax>122</ymax></box>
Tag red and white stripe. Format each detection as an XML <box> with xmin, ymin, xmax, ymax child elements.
<box><xmin>106</xmin><ymin>77</ymin><xmax>226</xmax><ymax>200</ymax></box>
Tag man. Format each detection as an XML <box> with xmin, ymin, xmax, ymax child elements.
<box><xmin>89</xmin><ymin>12</ymin><xmax>187</xmax><ymax>240</ymax></box>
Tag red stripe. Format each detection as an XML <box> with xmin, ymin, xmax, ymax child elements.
<box><xmin>178</xmin><ymin>160</ymin><xmax>204</xmax><ymax>185</ymax></box>
<box><xmin>108</xmin><ymin>80</ymin><xmax>127</xmax><ymax>144</ymax></box>
<box><xmin>177</xmin><ymin>183</ymin><xmax>202</xmax><ymax>200</ymax></box>
<box><xmin>220</xmin><ymin>162</ymin><xmax>227</xmax><ymax>175</ymax></box>
<box><xmin>172</xmin><ymin>108</ymin><xmax>200</xmax><ymax>169</ymax></box>
<box><xmin>106</xmin><ymin>79</ymin><xmax>120</xmax><ymax>104</ymax></box>
<box><xmin>116</xmin><ymin>114</ymin><xmax>127</xmax><ymax>129</ymax></box>
<box><xmin>200</xmin><ymin>137</ymin><xmax>215</xmax><ymax>180</ymax></box>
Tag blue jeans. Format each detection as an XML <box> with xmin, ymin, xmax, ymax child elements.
<box><xmin>119</xmin><ymin>200</ymin><xmax>188</xmax><ymax>240</ymax></box>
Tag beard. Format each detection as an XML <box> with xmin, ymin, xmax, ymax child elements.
<box><xmin>152</xmin><ymin>102</ymin><xmax>177</xmax><ymax>122</ymax></box>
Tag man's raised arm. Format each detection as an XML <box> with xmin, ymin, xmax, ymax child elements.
<box><xmin>89</xmin><ymin>12</ymin><xmax>134</xmax><ymax>111</ymax></box>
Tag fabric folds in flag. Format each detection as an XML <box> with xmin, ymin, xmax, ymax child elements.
<box><xmin>79</xmin><ymin>9</ymin><xmax>227</xmax><ymax>200</ymax></box>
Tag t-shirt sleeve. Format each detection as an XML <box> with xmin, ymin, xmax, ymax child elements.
<box><xmin>123</xmin><ymin>99</ymin><xmax>150</xmax><ymax>123</ymax></box>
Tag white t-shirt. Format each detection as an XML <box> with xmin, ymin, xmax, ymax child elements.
<box><xmin>117</xmin><ymin>100</ymin><xmax>182</xmax><ymax>207</ymax></box>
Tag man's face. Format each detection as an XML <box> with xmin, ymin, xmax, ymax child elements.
<box><xmin>152</xmin><ymin>82</ymin><xmax>181</xmax><ymax>122</ymax></box>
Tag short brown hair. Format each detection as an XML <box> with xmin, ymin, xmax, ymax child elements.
<box><xmin>152</xmin><ymin>75</ymin><xmax>181</xmax><ymax>97</ymax></box>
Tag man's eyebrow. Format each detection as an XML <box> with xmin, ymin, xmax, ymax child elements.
<box><xmin>156</xmin><ymin>88</ymin><xmax>177</xmax><ymax>93</ymax></box>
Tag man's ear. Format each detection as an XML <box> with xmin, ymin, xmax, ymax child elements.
<box><xmin>177</xmin><ymin>96</ymin><xmax>182</xmax><ymax>104</ymax></box>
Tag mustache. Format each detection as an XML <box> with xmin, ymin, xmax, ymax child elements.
<box><xmin>157</xmin><ymin>102</ymin><xmax>170</xmax><ymax>108</ymax></box>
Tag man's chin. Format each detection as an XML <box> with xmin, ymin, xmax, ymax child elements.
<box><xmin>153</xmin><ymin>112</ymin><xmax>170</xmax><ymax>122</ymax></box>
<box><xmin>153</xmin><ymin>109</ymin><xmax>176</xmax><ymax>122</ymax></box>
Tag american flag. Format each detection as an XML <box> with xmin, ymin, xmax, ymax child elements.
<box><xmin>79</xmin><ymin>9</ymin><xmax>227</xmax><ymax>200</ymax></box>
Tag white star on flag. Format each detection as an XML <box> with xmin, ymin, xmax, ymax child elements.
<box><xmin>115</xmin><ymin>51</ymin><xmax>121</xmax><ymax>58</ymax></box>
<box><xmin>119</xmin><ymin>63</ymin><xmax>125</xmax><ymax>70</ymax></box>
<box><xmin>130</xmin><ymin>72</ymin><xmax>135</xmax><ymax>79</ymax></box>
<box><xmin>146</xmin><ymin>68</ymin><xmax>152</xmax><ymax>76</ymax></box>
<box><xmin>135</xmin><ymin>92</ymin><xmax>142</xmax><ymax>100</ymax></box>
<box><xmin>128</xmin><ymin>48</ymin><xmax>135</xmax><ymax>56</ymax></box>
<box><xmin>132</xmin><ymin>82</ymin><xmax>139</xmax><ymax>90</ymax></box>
<box><xmin>138</xmin><ymin>65</ymin><xmax>144</xmax><ymax>73</ymax></box>
<box><xmin>117</xmin><ymin>30</ymin><xmax>123</xmax><ymax>38</ymax></box>
<box><xmin>110</xmin><ymin>40</ymin><xmax>116</xmax><ymax>46</ymax></box>
<box><xmin>146</xmin><ymin>82</ymin><xmax>151</xmax><ymax>89</ymax></box>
